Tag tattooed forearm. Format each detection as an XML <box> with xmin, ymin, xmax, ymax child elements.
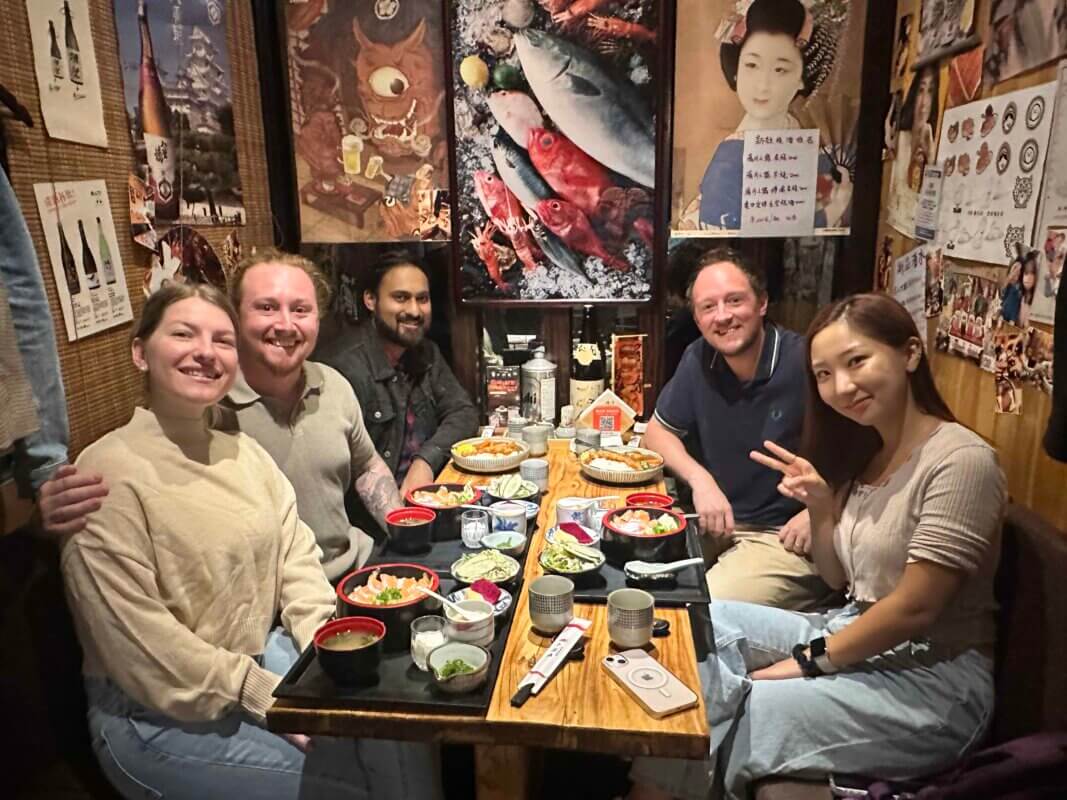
<box><xmin>355</xmin><ymin>454</ymin><xmax>403</xmax><ymax>530</ymax></box>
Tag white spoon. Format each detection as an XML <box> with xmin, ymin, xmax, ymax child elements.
<box><xmin>416</xmin><ymin>585</ymin><xmax>481</xmax><ymax>621</ymax></box>
<box><xmin>623</xmin><ymin>557</ymin><xmax>705</xmax><ymax>580</ymax></box>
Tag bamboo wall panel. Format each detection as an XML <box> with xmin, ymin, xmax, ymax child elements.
<box><xmin>877</xmin><ymin>12</ymin><xmax>1067</xmax><ymax>532</ymax></box>
<box><xmin>0</xmin><ymin>0</ymin><xmax>274</xmax><ymax>461</ymax></box>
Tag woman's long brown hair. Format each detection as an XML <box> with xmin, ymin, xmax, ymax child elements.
<box><xmin>800</xmin><ymin>293</ymin><xmax>955</xmax><ymax>489</ymax></box>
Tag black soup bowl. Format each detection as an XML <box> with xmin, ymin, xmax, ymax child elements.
<box><xmin>600</xmin><ymin>506</ymin><xmax>688</xmax><ymax>567</ymax></box>
<box><xmin>314</xmin><ymin>616</ymin><xmax>385</xmax><ymax>686</ymax></box>
<box><xmin>336</xmin><ymin>563</ymin><xmax>441</xmax><ymax>652</ymax></box>
<box><xmin>385</xmin><ymin>507</ymin><xmax>435</xmax><ymax>555</ymax></box>
<box><xmin>404</xmin><ymin>483</ymin><xmax>484</xmax><ymax>541</ymax></box>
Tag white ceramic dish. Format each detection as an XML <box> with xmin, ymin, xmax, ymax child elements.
<box><xmin>447</xmin><ymin>586</ymin><xmax>514</xmax><ymax>617</ymax></box>
<box><xmin>450</xmin><ymin>437</ymin><xmax>529</xmax><ymax>473</ymax></box>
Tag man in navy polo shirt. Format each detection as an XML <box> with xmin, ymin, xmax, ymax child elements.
<box><xmin>645</xmin><ymin>247</ymin><xmax>832</xmax><ymax>610</ymax></box>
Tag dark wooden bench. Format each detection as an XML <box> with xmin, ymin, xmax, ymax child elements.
<box><xmin>755</xmin><ymin>503</ymin><xmax>1067</xmax><ymax>800</ymax></box>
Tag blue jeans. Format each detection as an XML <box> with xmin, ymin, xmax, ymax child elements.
<box><xmin>85</xmin><ymin>629</ymin><xmax>443</xmax><ymax>800</ymax></box>
<box><xmin>630</xmin><ymin>600</ymin><xmax>994</xmax><ymax>800</ymax></box>
<box><xmin>0</xmin><ymin>168</ymin><xmax>69</xmax><ymax>494</ymax></box>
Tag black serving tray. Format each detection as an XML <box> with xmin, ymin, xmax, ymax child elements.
<box><xmin>274</xmin><ymin>527</ymin><xmax>534</xmax><ymax>714</ymax></box>
<box><xmin>566</xmin><ymin>525</ymin><xmax>710</xmax><ymax>608</ymax></box>
<box><xmin>274</xmin><ymin>572</ymin><xmax>522</xmax><ymax>714</ymax></box>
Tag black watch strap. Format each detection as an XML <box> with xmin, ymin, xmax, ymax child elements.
<box><xmin>792</xmin><ymin>643</ymin><xmax>823</xmax><ymax>678</ymax></box>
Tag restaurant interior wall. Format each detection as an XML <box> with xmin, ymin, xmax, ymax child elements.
<box><xmin>0</xmin><ymin>0</ymin><xmax>276</xmax><ymax>533</ymax></box>
<box><xmin>876</xmin><ymin>3</ymin><xmax>1067</xmax><ymax>531</ymax></box>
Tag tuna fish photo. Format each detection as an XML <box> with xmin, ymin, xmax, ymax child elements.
<box><xmin>450</xmin><ymin>0</ymin><xmax>660</xmax><ymax>302</ymax></box>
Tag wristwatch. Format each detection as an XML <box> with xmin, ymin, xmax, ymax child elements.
<box><xmin>792</xmin><ymin>637</ymin><xmax>838</xmax><ymax>678</ymax></box>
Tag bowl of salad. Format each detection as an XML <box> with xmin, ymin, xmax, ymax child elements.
<box><xmin>539</xmin><ymin>532</ymin><xmax>606</xmax><ymax>577</ymax></box>
<box><xmin>485</xmin><ymin>473</ymin><xmax>541</xmax><ymax>505</ymax></box>
<box><xmin>337</xmin><ymin>563</ymin><xmax>441</xmax><ymax>652</ymax></box>
<box><xmin>405</xmin><ymin>482</ymin><xmax>482</xmax><ymax>541</ymax></box>
<box><xmin>601</xmin><ymin>506</ymin><xmax>688</xmax><ymax>566</ymax></box>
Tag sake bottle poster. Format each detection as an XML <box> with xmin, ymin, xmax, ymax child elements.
<box><xmin>671</xmin><ymin>0</ymin><xmax>866</xmax><ymax>238</ymax></box>
<box><xmin>113</xmin><ymin>0</ymin><xmax>243</xmax><ymax>228</ymax></box>
<box><xmin>33</xmin><ymin>180</ymin><xmax>133</xmax><ymax>342</ymax></box>
<box><xmin>25</xmin><ymin>0</ymin><xmax>108</xmax><ymax>148</ymax></box>
<box><xmin>286</xmin><ymin>0</ymin><xmax>451</xmax><ymax>244</ymax></box>
<box><xmin>451</xmin><ymin>0</ymin><xmax>659</xmax><ymax>303</ymax></box>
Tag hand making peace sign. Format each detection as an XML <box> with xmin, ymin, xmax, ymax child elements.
<box><xmin>749</xmin><ymin>440</ymin><xmax>833</xmax><ymax>510</ymax></box>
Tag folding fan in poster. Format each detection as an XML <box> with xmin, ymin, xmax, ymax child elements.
<box><xmin>286</xmin><ymin>0</ymin><xmax>451</xmax><ymax>243</ymax></box>
<box><xmin>32</xmin><ymin>180</ymin><xmax>133</xmax><ymax>342</ymax></box>
<box><xmin>935</xmin><ymin>82</ymin><xmax>1056</xmax><ymax>266</ymax></box>
<box><xmin>113</xmin><ymin>0</ymin><xmax>243</xmax><ymax>227</ymax></box>
<box><xmin>672</xmin><ymin>0</ymin><xmax>865</xmax><ymax>238</ymax></box>
<box><xmin>984</xmin><ymin>0</ymin><xmax>1067</xmax><ymax>87</ymax></box>
<box><xmin>25</xmin><ymin>0</ymin><xmax>107</xmax><ymax>148</ymax></box>
<box><xmin>451</xmin><ymin>0</ymin><xmax>660</xmax><ymax>302</ymax></box>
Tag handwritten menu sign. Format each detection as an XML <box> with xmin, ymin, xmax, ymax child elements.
<box><xmin>894</xmin><ymin>245</ymin><xmax>928</xmax><ymax>347</ymax></box>
<box><xmin>740</xmin><ymin>129</ymin><xmax>819</xmax><ymax>237</ymax></box>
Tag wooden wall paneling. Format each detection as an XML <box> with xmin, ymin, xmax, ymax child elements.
<box><xmin>0</xmin><ymin>0</ymin><xmax>275</xmax><ymax>466</ymax></box>
<box><xmin>875</xmin><ymin>10</ymin><xmax>1067</xmax><ymax>532</ymax></box>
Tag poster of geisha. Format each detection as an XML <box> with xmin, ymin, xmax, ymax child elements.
<box><xmin>913</xmin><ymin>0</ymin><xmax>980</xmax><ymax>67</ymax></box>
<box><xmin>451</xmin><ymin>0</ymin><xmax>660</xmax><ymax>302</ymax></box>
<box><xmin>114</xmin><ymin>0</ymin><xmax>244</xmax><ymax>228</ymax></box>
<box><xmin>984</xmin><ymin>0</ymin><xmax>1067</xmax><ymax>86</ymax></box>
<box><xmin>671</xmin><ymin>0</ymin><xmax>864</xmax><ymax>238</ymax></box>
<box><xmin>286</xmin><ymin>0</ymin><xmax>451</xmax><ymax>243</ymax></box>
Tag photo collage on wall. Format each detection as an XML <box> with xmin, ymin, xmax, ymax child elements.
<box><xmin>286</xmin><ymin>0</ymin><xmax>451</xmax><ymax>244</ymax></box>
<box><xmin>672</xmin><ymin>0</ymin><xmax>865</xmax><ymax>238</ymax></box>
<box><xmin>451</xmin><ymin>0</ymin><xmax>660</xmax><ymax>302</ymax></box>
<box><xmin>113</xmin><ymin>0</ymin><xmax>243</xmax><ymax>240</ymax></box>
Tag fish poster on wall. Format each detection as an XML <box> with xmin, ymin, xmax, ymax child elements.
<box><xmin>984</xmin><ymin>0</ymin><xmax>1067</xmax><ymax>86</ymax></box>
<box><xmin>113</xmin><ymin>0</ymin><xmax>244</xmax><ymax>228</ymax></box>
<box><xmin>935</xmin><ymin>82</ymin><xmax>1056</xmax><ymax>267</ymax></box>
<box><xmin>286</xmin><ymin>0</ymin><xmax>451</xmax><ymax>243</ymax></box>
<box><xmin>935</xmin><ymin>267</ymin><xmax>1000</xmax><ymax>363</ymax></box>
<box><xmin>451</xmin><ymin>0</ymin><xmax>660</xmax><ymax>302</ymax></box>
<box><xmin>25</xmin><ymin>0</ymin><xmax>107</xmax><ymax>148</ymax></box>
<box><xmin>32</xmin><ymin>180</ymin><xmax>133</xmax><ymax>342</ymax></box>
<box><xmin>672</xmin><ymin>0</ymin><xmax>865</xmax><ymax>238</ymax></box>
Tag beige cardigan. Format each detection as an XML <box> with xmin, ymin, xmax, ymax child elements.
<box><xmin>61</xmin><ymin>407</ymin><xmax>334</xmax><ymax>723</ymax></box>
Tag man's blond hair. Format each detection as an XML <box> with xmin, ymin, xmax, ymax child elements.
<box><xmin>229</xmin><ymin>247</ymin><xmax>332</xmax><ymax>317</ymax></box>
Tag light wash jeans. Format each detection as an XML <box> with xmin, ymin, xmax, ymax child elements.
<box><xmin>85</xmin><ymin>628</ymin><xmax>443</xmax><ymax>800</ymax></box>
<box><xmin>0</xmin><ymin>168</ymin><xmax>69</xmax><ymax>494</ymax></box>
<box><xmin>630</xmin><ymin>600</ymin><xmax>994</xmax><ymax>800</ymax></box>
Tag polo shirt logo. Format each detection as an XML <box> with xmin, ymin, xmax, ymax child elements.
<box><xmin>770</xmin><ymin>408</ymin><xmax>784</xmax><ymax>421</ymax></box>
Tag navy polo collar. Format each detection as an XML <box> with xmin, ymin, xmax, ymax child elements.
<box><xmin>707</xmin><ymin>322</ymin><xmax>782</xmax><ymax>385</ymax></box>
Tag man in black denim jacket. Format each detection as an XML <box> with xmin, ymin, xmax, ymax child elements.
<box><xmin>318</xmin><ymin>253</ymin><xmax>477</xmax><ymax>499</ymax></box>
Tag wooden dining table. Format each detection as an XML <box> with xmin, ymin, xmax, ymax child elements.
<box><xmin>268</xmin><ymin>439</ymin><xmax>710</xmax><ymax>799</ymax></box>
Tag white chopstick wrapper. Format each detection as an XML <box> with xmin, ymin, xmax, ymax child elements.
<box><xmin>510</xmin><ymin>617</ymin><xmax>592</xmax><ymax>707</ymax></box>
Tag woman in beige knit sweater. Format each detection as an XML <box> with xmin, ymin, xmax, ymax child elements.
<box><xmin>61</xmin><ymin>284</ymin><xmax>440</xmax><ymax>800</ymax></box>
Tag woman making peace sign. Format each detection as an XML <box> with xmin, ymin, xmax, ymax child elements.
<box><xmin>628</xmin><ymin>294</ymin><xmax>1005</xmax><ymax>800</ymax></box>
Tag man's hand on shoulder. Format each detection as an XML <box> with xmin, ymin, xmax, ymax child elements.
<box><xmin>778</xmin><ymin>509</ymin><xmax>812</xmax><ymax>556</ymax></box>
<box><xmin>37</xmin><ymin>464</ymin><xmax>109</xmax><ymax>536</ymax></box>
<box><xmin>398</xmin><ymin>458</ymin><xmax>435</xmax><ymax>498</ymax></box>
<box><xmin>690</xmin><ymin>472</ymin><xmax>734</xmax><ymax>536</ymax></box>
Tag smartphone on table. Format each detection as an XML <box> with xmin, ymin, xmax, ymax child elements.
<box><xmin>601</xmin><ymin>649</ymin><xmax>699</xmax><ymax>719</ymax></box>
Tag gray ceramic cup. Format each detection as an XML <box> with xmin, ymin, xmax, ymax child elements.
<box><xmin>522</xmin><ymin>423</ymin><xmax>552</xmax><ymax>456</ymax></box>
<box><xmin>607</xmin><ymin>588</ymin><xmax>654</xmax><ymax>649</ymax></box>
<box><xmin>529</xmin><ymin>575</ymin><xmax>574</xmax><ymax>634</ymax></box>
<box><xmin>520</xmin><ymin>457</ymin><xmax>549</xmax><ymax>491</ymax></box>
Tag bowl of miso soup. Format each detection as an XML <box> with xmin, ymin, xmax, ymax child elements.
<box><xmin>313</xmin><ymin>616</ymin><xmax>386</xmax><ymax>685</ymax></box>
